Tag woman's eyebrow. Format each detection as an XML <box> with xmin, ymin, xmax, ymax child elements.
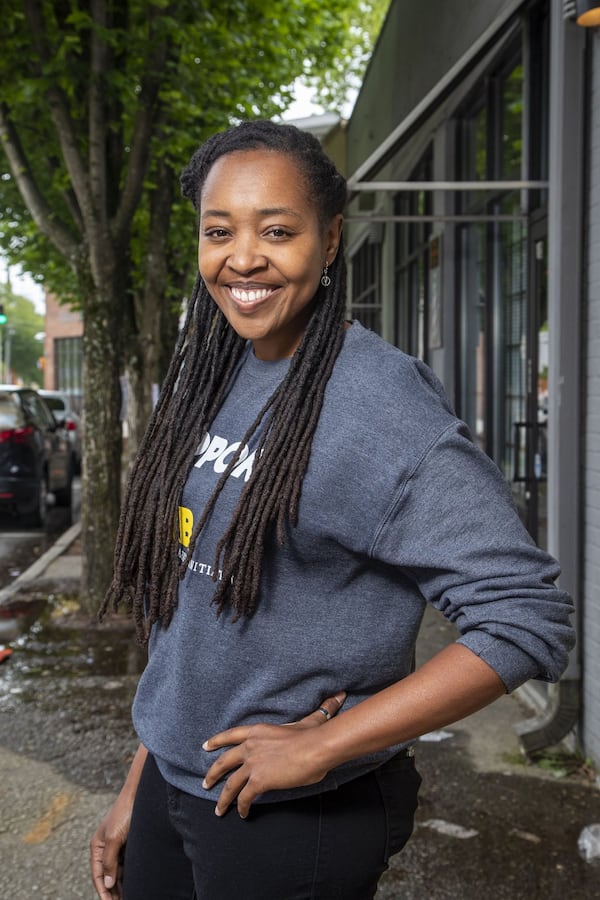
<box><xmin>258</xmin><ymin>206</ymin><xmax>302</xmax><ymax>219</ymax></box>
<box><xmin>201</xmin><ymin>208</ymin><xmax>230</xmax><ymax>219</ymax></box>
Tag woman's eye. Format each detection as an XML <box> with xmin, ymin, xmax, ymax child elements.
<box><xmin>205</xmin><ymin>228</ymin><xmax>229</xmax><ymax>239</ymax></box>
<box><xmin>265</xmin><ymin>227</ymin><xmax>291</xmax><ymax>239</ymax></box>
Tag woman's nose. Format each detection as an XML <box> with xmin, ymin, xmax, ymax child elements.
<box><xmin>227</xmin><ymin>236</ymin><xmax>268</xmax><ymax>273</ymax></box>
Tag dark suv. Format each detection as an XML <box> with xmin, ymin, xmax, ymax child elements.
<box><xmin>0</xmin><ymin>386</ymin><xmax>73</xmax><ymax>527</ymax></box>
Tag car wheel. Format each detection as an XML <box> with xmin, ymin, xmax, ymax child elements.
<box><xmin>54</xmin><ymin>467</ymin><xmax>73</xmax><ymax>508</ymax></box>
<box><xmin>23</xmin><ymin>475</ymin><xmax>48</xmax><ymax>528</ymax></box>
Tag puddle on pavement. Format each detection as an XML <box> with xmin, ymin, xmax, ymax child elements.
<box><xmin>0</xmin><ymin>595</ymin><xmax>146</xmax><ymax>701</ymax></box>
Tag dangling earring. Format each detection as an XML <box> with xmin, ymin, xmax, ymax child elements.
<box><xmin>321</xmin><ymin>263</ymin><xmax>331</xmax><ymax>287</ymax></box>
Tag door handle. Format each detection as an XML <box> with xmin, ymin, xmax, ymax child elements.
<box><xmin>512</xmin><ymin>421</ymin><xmax>547</xmax><ymax>483</ymax></box>
<box><xmin>513</xmin><ymin>421</ymin><xmax>530</xmax><ymax>483</ymax></box>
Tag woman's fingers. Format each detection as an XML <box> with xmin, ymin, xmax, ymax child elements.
<box><xmin>205</xmin><ymin>724</ymin><xmax>326</xmax><ymax>818</ymax></box>
<box><xmin>202</xmin><ymin>745</ymin><xmax>246</xmax><ymax>790</ymax></box>
<box><xmin>203</xmin><ymin>692</ymin><xmax>347</xmax><ymax>752</ymax></box>
<box><xmin>90</xmin><ymin>827</ymin><xmax>122</xmax><ymax>900</ymax></box>
<box><xmin>201</xmin><ymin>693</ymin><xmax>347</xmax><ymax>818</ymax></box>
<box><xmin>203</xmin><ymin>724</ymin><xmax>251</xmax><ymax>752</ymax></box>
<box><xmin>301</xmin><ymin>691</ymin><xmax>346</xmax><ymax>726</ymax></box>
<box><xmin>213</xmin><ymin>766</ymin><xmax>250</xmax><ymax>818</ymax></box>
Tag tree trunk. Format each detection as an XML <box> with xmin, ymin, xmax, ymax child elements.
<box><xmin>124</xmin><ymin>280</ymin><xmax>182</xmax><ymax>467</ymax></box>
<box><xmin>125</xmin><ymin>322</ymin><xmax>160</xmax><ymax>468</ymax></box>
<box><xmin>80</xmin><ymin>289</ymin><xmax>124</xmax><ymax>614</ymax></box>
<box><xmin>124</xmin><ymin>159</ymin><xmax>182</xmax><ymax>464</ymax></box>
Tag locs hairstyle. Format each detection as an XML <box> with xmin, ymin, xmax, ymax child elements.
<box><xmin>100</xmin><ymin>120</ymin><xmax>348</xmax><ymax>643</ymax></box>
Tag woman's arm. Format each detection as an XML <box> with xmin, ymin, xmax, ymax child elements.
<box><xmin>90</xmin><ymin>743</ymin><xmax>148</xmax><ymax>900</ymax></box>
<box><xmin>203</xmin><ymin>643</ymin><xmax>505</xmax><ymax>818</ymax></box>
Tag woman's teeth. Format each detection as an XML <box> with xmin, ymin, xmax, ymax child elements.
<box><xmin>230</xmin><ymin>287</ymin><xmax>272</xmax><ymax>303</ymax></box>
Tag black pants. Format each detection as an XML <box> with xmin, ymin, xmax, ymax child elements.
<box><xmin>123</xmin><ymin>752</ymin><xmax>421</xmax><ymax>900</ymax></box>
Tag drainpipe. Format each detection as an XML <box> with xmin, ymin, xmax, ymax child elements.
<box><xmin>515</xmin><ymin>682</ymin><xmax>581</xmax><ymax>755</ymax></box>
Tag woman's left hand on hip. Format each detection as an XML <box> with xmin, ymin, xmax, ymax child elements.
<box><xmin>202</xmin><ymin>692</ymin><xmax>346</xmax><ymax>819</ymax></box>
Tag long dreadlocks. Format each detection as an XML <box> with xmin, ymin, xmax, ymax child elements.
<box><xmin>100</xmin><ymin>120</ymin><xmax>348</xmax><ymax>643</ymax></box>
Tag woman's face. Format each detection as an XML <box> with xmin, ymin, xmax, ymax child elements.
<box><xmin>198</xmin><ymin>149</ymin><xmax>343</xmax><ymax>360</ymax></box>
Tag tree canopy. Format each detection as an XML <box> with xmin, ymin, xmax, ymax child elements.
<box><xmin>0</xmin><ymin>284</ymin><xmax>44</xmax><ymax>385</ymax></box>
<box><xmin>304</xmin><ymin>0</ymin><xmax>390</xmax><ymax>115</ymax></box>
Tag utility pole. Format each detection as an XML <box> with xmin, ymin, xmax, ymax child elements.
<box><xmin>0</xmin><ymin>304</ymin><xmax>5</xmax><ymax>383</ymax></box>
<box><xmin>4</xmin><ymin>327</ymin><xmax>15</xmax><ymax>384</ymax></box>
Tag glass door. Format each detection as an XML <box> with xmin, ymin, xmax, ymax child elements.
<box><xmin>511</xmin><ymin>218</ymin><xmax>548</xmax><ymax>548</ymax></box>
<box><xmin>457</xmin><ymin>51</ymin><xmax>550</xmax><ymax>548</ymax></box>
<box><xmin>460</xmin><ymin>215</ymin><xmax>548</xmax><ymax>549</ymax></box>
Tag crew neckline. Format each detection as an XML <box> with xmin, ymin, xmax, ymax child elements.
<box><xmin>243</xmin><ymin>345</ymin><xmax>293</xmax><ymax>379</ymax></box>
<box><xmin>242</xmin><ymin>321</ymin><xmax>360</xmax><ymax>378</ymax></box>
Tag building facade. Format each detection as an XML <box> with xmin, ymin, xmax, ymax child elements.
<box><xmin>43</xmin><ymin>292</ymin><xmax>83</xmax><ymax>414</ymax></box>
<box><xmin>345</xmin><ymin>0</ymin><xmax>598</xmax><ymax>761</ymax></box>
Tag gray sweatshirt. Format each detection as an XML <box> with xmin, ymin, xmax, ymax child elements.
<box><xmin>132</xmin><ymin>322</ymin><xmax>575</xmax><ymax>802</ymax></box>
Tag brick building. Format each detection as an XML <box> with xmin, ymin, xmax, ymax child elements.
<box><xmin>43</xmin><ymin>292</ymin><xmax>83</xmax><ymax>414</ymax></box>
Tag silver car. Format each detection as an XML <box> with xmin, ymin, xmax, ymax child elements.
<box><xmin>38</xmin><ymin>390</ymin><xmax>82</xmax><ymax>474</ymax></box>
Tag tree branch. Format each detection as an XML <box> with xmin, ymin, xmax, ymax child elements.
<box><xmin>23</xmin><ymin>0</ymin><xmax>98</xmax><ymax>240</ymax></box>
<box><xmin>0</xmin><ymin>103</ymin><xmax>79</xmax><ymax>264</ymax></box>
<box><xmin>89</xmin><ymin>0</ymin><xmax>108</xmax><ymax>225</ymax></box>
<box><xmin>113</xmin><ymin>8</ymin><xmax>173</xmax><ymax>244</ymax></box>
<box><xmin>44</xmin><ymin>153</ymin><xmax>85</xmax><ymax>232</ymax></box>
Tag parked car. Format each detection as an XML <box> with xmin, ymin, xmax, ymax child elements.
<box><xmin>0</xmin><ymin>386</ymin><xmax>73</xmax><ymax>527</ymax></box>
<box><xmin>38</xmin><ymin>389</ymin><xmax>82</xmax><ymax>474</ymax></box>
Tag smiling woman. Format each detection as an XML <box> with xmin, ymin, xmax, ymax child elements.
<box><xmin>90</xmin><ymin>120</ymin><xmax>574</xmax><ymax>900</ymax></box>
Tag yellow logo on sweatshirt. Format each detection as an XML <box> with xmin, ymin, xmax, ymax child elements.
<box><xmin>178</xmin><ymin>506</ymin><xmax>194</xmax><ymax>547</ymax></box>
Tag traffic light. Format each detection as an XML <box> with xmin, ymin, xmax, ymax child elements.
<box><xmin>0</xmin><ymin>305</ymin><xmax>6</xmax><ymax>325</ymax></box>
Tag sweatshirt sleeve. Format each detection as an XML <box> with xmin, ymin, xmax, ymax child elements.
<box><xmin>371</xmin><ymin>419</ymin><xmax>576</xmax><ymax>693</ymax></box>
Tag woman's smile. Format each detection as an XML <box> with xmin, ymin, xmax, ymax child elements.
<box><xmin>228</xmin><ymin>284</ymin><xmax>278</xmax><ymax>307</ymax></box>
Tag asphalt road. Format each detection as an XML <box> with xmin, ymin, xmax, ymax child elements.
<box><xmin>0</xmin><ymin>477</ymin><xmax>81</xmax><ymax>584</ymax></box>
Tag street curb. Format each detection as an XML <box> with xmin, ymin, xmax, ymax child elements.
<box><xmin>0</xmin><ymin>519</ymin><xmax>81</xmax><ymax>607</ymax></box>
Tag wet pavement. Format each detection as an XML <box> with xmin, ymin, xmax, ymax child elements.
<box><xmin>377</xmin><ymin>733</ymin><xmax>600</xmax><ymax>899</ymax></box>
<box><xmin>0</xmin><ymin>476</ymin><xmax>81</xmax><ymax>584</ymax></box>
<box><xmin>1</xmin><ymin>546</ymin><xmax>600</xmax><ymax>898</ymax></box>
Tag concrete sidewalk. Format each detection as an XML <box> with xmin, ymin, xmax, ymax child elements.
<box><xmin>0</xmin><ymin>520</ymin><xmax>82</xmax><ymax>607</ymax></box>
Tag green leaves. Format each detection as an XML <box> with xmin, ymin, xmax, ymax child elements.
<box><xmin>0</xmin><ymin>283</ymin><xmax>45</xmax><ymax>385</ymax></box>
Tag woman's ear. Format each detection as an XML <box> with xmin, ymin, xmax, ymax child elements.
<box><xmin>324</xmin><ymin>214</ymin><xmax>344</xmax><ymax>264</ymax></box>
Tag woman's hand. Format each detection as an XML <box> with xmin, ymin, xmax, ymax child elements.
<box><xmin>90</xmin><ymin>794</ymin><xmax>131</xmax><ymax>899</ymax></box>
<box><xmin>202</xmin><ymin>692</ymin><xmax>346</xmax><ymax>819</ymax></box>
<box><xmin>90</xmin><ymin>744</ymin><xmax>148</xmax><ymax>899</ymax></box>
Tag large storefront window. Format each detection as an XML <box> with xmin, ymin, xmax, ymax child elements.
<box><xmin>457</xmin><ymin>40</ymin><xmax>548</xmax><ymax>547</ymax></box>
<box><xmin>393</xmin><ymin>152</ymin><xmax>433</xmax><ymax>359</ymax></box>
<box><xmin>459</xmin><ymin>223</ymin><xmax>486</xmax><ymax>448</ymax></box>
<box><xmin>501</xmin><ymin>65</ymin><xmax>523</xmax><ymax>179</ymax></box>
<box><xmin>458</xmin><ymin>62</ymin><xmax>526</xmax><ymax>456</ymax></box>
<box><xmin>54</xmin><ymin>336</ymin><xmax>83</xmax><ymax>413</ymax></box>
<box><xmin>497</xmin><ymin>203</ymin><xmax>528</xmax><ymax>479</ymax></box>
<box><xmin>350</xmin><ymin>240</ymin><xmax>382</xmax><ymax>333</ymax></box>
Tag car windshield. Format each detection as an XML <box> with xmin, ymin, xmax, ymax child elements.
<box><xmin>43</xmin><ymin>397</ymin><xmax>67</xmax><ymax>412</ymax></box>
<box><xmin>0</xmin><ymin>394</ymin><xmax>26</xmax><ymax>429</ymax></box>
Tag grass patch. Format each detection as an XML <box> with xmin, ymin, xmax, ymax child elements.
<box><xmin>530</xmin><ymin>749</ymin><xmax>596</xmax><ymax>780</ymax></box>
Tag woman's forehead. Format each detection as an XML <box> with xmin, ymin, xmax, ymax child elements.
<box><xmin>203</xmin><ymin>149</ymin><xmax>306</xmax><ymax>191</ymax></box>
<box><xmin>201</xmin><ymin>149</ymin><xmax>314</xmax><ymax>212</ymax></box>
